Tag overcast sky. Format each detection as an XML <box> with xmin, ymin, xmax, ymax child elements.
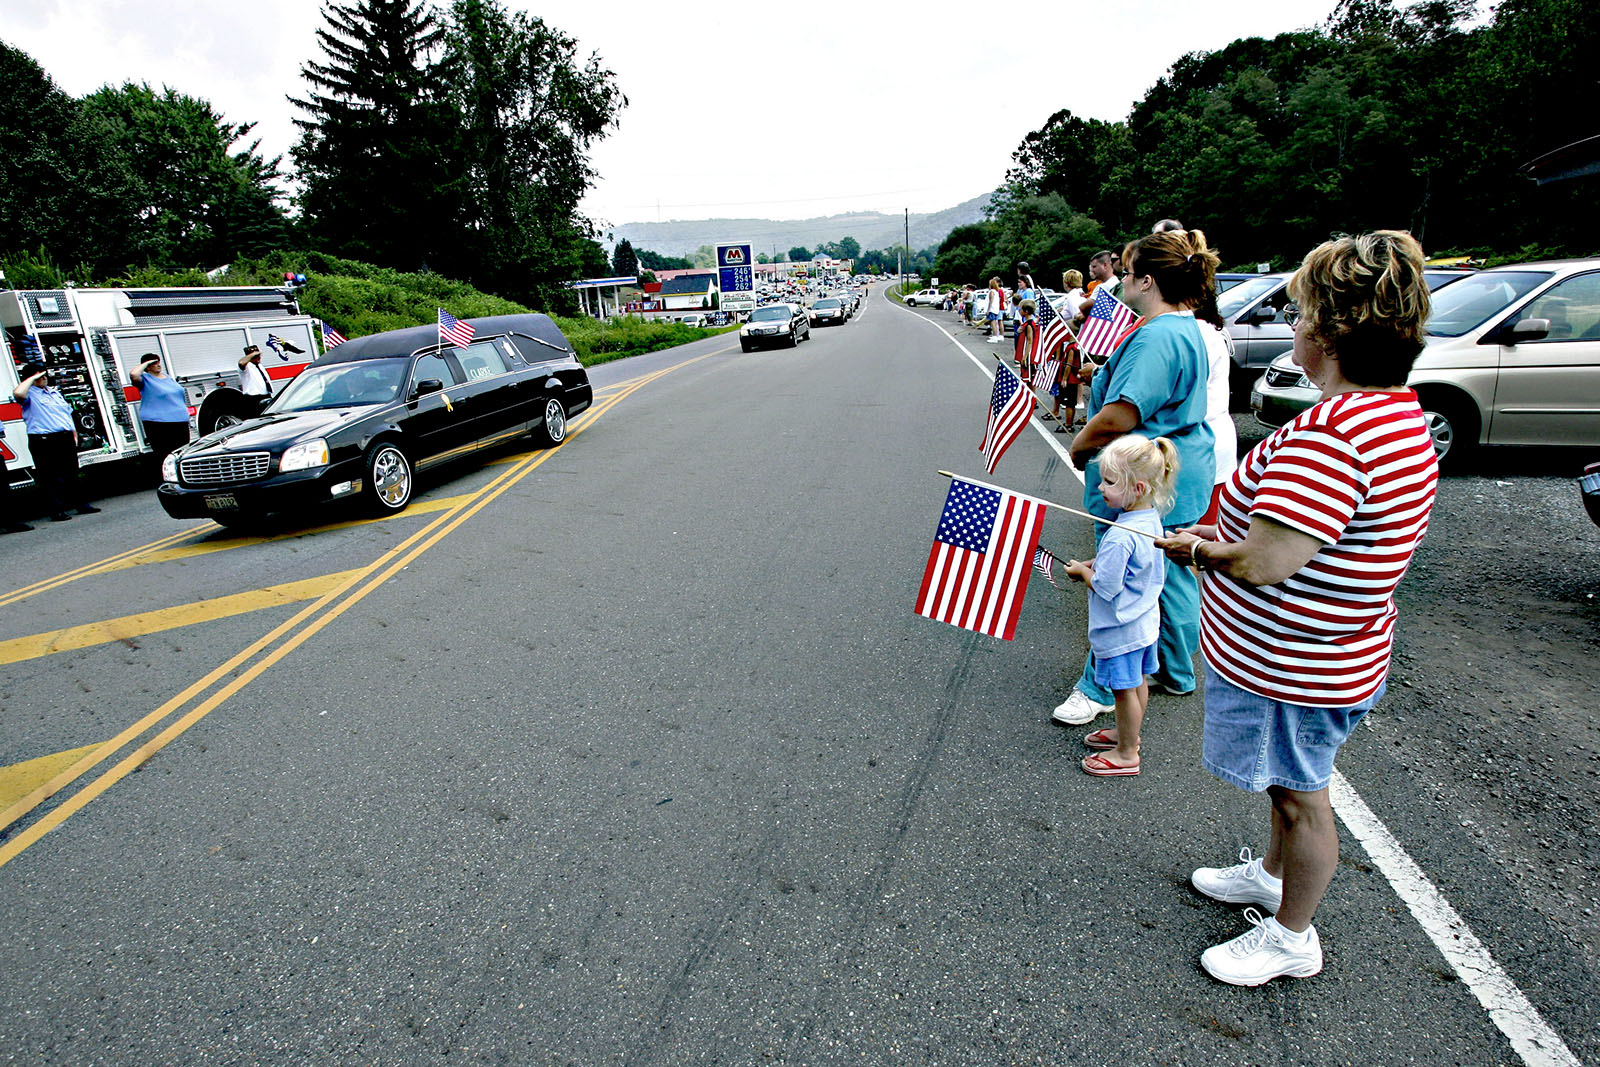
<box><xmin>3</xmin><ymin>0</ymin><xmax>1364</xmax><ymax>232</ymax></box>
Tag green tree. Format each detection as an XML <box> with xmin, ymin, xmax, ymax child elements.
<box><xmin>441</xmin><ymin>0</ymin><xmax>626</xmax><ymax>307</ymax></box>
<box><xmin>788</xmin><ymin>245</ymin><xmax>810</xmax><ymax>262</ymax></box>
<box><xmin>0</xmin><ymin>42</ymin><xmax>144</xmax><ymax>275</ymax></box>
<box><xmin>691</xmin><ymin>244</ymin><xmax>715</xmax><ymax>268</ymax></box>
<box><xmin>79</xmin><ymin>82</ymin><xmax>288</xmax><ymax>267</ymax></box>
<box><xmin>933</xmin><ymin>223</ymin><xmax>992</xmax><ymax>285</ymax></box>
<box><xmin>821</xmin><ymin>236</ymin><xmax>861</xmax><ymax>261</ymax></box>
<box><xmin>637</xmin><ymin>248</ymin><xmax>691</xmax><ymax>270</ymax></box>
<box><xmin>612</xmin><ymin>238</ymin><xmax>638</xmax><ymax>276</ymax></box>
<box><xmin>290</xmin><ymin>0</ymin><xmax>460</xmax><ymax>271</ymax></box>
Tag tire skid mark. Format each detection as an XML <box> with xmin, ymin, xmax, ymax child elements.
<box><xmin>781</xmin><ymin>631</ymin><xmax>982</xmax><ymax>1056</ymax></box>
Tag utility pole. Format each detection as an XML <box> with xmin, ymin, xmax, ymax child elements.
<box><xmin>902</xmin><ymin>208</ymin><xmax>909</xmax><ymax>292</ymax></box>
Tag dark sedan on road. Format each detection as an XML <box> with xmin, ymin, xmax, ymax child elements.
<box><xmin>809</xmin><ymin>297</ymin><xmax>847</xmax><ymax>327</ymax></box>
<box><xmin>157</xmin><ymin>314</ymin><xmax>592</xmax><ymax>526</ymax></box>
<box><xmin>739</xmin><ymin>303</ymin><xmax>810</xmax><ymax>350</ymax></box>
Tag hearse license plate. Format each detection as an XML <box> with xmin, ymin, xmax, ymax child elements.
<box><xmin>204</xmin><ymin>493</ymin><xmax>239</xmax><ymax>511</ymax></box>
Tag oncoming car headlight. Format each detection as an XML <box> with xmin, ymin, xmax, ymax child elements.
<box><xmin>280</xmin><ymin>438</ymin><xmax>330</xmax><ymax>473</ymax></box>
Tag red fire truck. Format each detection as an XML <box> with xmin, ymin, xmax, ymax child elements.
<box><xmin>1</xmin><ymin>285</ymin><xmax>321</xmax><ymax>488</ymax></box>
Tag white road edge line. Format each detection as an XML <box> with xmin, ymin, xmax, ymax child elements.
<box><xmin>895</xmin><ymin>295</ymin><xmax>1582</xmax><ymax>1067</ymax></box>
<box><xmin>1329</xmin><ymin>771</ymin><xmax>1581</xmax><ymax>1067</ymax></box>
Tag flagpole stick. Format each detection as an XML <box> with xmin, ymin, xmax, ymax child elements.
<box><xmin>935</xmin><ymin>470</ymin><xmax>1164</xmax><ymax>541</ymax></box>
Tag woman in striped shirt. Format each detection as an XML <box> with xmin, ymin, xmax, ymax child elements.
<box><xmin>1157</xmin><ymin>231</ymin><xmax>1439</xmax><ymax>987</ymax></box>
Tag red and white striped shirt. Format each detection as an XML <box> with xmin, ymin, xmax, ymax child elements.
<box><xmin>1201</xmin><ymin>390</ymin><xmax>1438</xmax><ymax>707</ymax></box>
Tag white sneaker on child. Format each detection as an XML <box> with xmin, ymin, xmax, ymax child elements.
<box><xmin>1200</xmin><ymin>909</ymin><xmax>1323</xmax><ymax>986</ymax></box>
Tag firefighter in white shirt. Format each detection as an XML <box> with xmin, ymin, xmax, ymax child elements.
<box><xmin>238</xmin><ymin>343</ymin><xmax>274</xmax><ymax>414</ymax></box>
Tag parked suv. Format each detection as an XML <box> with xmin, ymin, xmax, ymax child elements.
<box><xmin>905</xmin><ymin>288</ymin><xmax>944</xmax><ymax>307</ymax></box>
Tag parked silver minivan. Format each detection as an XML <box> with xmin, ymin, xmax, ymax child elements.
<box><xmin>1250</xmin><ymin>259</ymin><xmax>1600</xmax><ymax>465</ymax></box>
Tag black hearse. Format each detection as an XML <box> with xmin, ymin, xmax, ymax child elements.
<box><xmin>157</xmin><ymin>314</ymin><xmax>591</xmax><ymax>526</ymax></box>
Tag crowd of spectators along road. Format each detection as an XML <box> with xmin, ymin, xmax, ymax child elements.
<box><xmin>925</xmin><ymin>224</ymin><xmax>1442</xmax><ymax>988</ymax></box>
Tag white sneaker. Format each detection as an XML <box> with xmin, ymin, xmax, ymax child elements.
<box><xmin>1200</xmin><ymin>908</ymin><xmax>1323</xmax><ymax>986</ymax></box>
<box><xmin>1191</xmin><ymin>847</ymin><xmax>1284</xmax><ymax>912</ymax></box>
<box><xmin>1051</xmin><ymin>690</ymin><xmax>1114</xmax><ymax>725</ymax></box>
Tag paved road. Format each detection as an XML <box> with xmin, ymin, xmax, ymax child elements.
<box><xmin>0</xmin><ymin>286</ymin><xmax>1592</xmax><ymax>1065</ymax></box>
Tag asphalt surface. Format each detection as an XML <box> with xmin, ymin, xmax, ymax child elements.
<box><xmin>0</xmin><ymin>286</ymin><xmax>1594</xmax><ymax>1065</ymax></box>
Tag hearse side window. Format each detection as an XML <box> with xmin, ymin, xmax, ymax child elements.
<box><xmin>506</xmin><ymin>332</ymin><xmax>562</xmax><ymax>364</ymax></box>
<box><xmin>457</xmin><ymin>342</ymin><xmax>509</xmax><ymax>382</ymax></box>
<box><xmin>411</xmin><ymin>351</ymin><xmax>461</xmax><ymax>389</ymax></box>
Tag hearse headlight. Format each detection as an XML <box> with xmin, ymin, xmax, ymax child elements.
<box><xmin>280</xmin><ymin>438</ymin><xmax>330</xmax><ymax>473</ymax></box>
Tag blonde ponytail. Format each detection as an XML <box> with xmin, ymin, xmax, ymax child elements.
<box><xmin>1098</xmin><ymin>434</ymin><xmax>1182</xmax><ymax>515</ymax></box>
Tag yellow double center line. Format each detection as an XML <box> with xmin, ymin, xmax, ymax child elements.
<box><xmin>0</xmin><ymin>525</ymin><xmax>217</xmax><ymax>608</ymax></box>
<box><xmin>0</xmin><ymin>354</ymin><xmax>722</xmax><ymax>868</ymax></box>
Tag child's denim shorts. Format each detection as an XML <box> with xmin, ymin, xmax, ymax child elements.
<box><xmin>1093</xmin><ymin>643</ymin><xmax>1159</xmax><ymax>692</ymax></box>
<box><xmin>1201</xmin><ymin>664</ymin><xmax>1385</xmax><ymax>793</ymax></box>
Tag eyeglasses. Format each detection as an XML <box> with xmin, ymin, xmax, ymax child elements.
<box><xmin>1283</xmin><ymin>305</ymin><xmax>1301</xmax><ymax>327</ymax></box>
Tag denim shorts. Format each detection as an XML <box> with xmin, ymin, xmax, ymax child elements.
<box><xmin>1093</xmin><ymin>643</ymin><xmax>1159</xmax><ymax>692</ymax></box>
<box><xmin>1201</xmin><ymin>664</ymin><xmax>1385</xmax><ymax>793</ymax></box>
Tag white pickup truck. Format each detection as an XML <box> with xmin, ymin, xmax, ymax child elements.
<box><xmin>904</xmin><ymin>288</ymin><xmax>945</xmax><ymax>307</ymax></box>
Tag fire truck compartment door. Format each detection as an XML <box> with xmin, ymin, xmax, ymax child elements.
<box><xmin>120</xmin><ymin>326</ymin><xmax>251</xmax><ymax>379</ymax></box>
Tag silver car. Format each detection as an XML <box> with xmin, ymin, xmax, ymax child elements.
<box><xmin>1250</xmin><ymin>259</ymin><xmax>1600</xmax><ymax>466</ymax></box>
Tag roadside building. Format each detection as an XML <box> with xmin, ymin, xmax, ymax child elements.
<box><xmin>658</xmin><ymin>273</ymin><xmax>717</xmax><ymax>311</ymax></box>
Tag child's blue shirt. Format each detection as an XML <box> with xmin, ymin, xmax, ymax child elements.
<box><xmin>1088</xmin><ymin>508</ymin><xmax>1166</xmax><ymax>657</ymax></box>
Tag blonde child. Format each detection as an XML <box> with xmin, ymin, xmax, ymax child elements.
<box><xmin>1063</xmin><ymin>434</ymin><xmax>1179</xmax><ymax>776</ymax></box>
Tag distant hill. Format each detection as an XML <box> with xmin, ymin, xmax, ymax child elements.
<box><xmin>612</xmin><ymin>192</ymin><xmax>994</xmax><ymax>259</ymax></box>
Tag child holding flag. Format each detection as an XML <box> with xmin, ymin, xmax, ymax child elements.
<box><xmin>1063</xmin><ymin>434</ymin><xmax>1179</xmax><ymax>777</ymax></box>
<box><xmin>1014</xmin><ymin>299</ymin><xmax>1040</xmax><ymax>382</ymax></box>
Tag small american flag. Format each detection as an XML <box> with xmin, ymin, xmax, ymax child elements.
<box><xmin>915</xmin><ymin>477</ymin><xmax>1048</xmax><ymax>641</ymax></box>
<box><xmin>979</xmin><ymin>362</ymin><xmax>1034</xmax><ymax>474</ymax></box>
<box><xmin>1033</xmin><ymin>546</ymin><xmax>1060</xmax><ymax>588</ymax></box>
<box><xmin>320</xmin><ymin>321</ymin><xmax>347</xmax><ymax>347</ymax></box>
<box><xmin>1078</xmin><ymin>288</ymin><xmax>1139</xmax><ymax>358</ymax></box>
<box><xmin>438</xmin><ymin>308</ymin><xmax>475</xmax><ymax>349</ymax></box>
<box><xmin>1036</xmin><ymin>293</ymin><xmax>1073</xmax><ymax>361</ymax></box>
<box><xmin>1031</xmin><ymin>349</ymin><xmax>1060</xmax><ymax>393</ymax></box>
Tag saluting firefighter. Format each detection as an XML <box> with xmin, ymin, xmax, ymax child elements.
<box><xmin>238</xmin><ymin>343</ymin><xmax>274</xmax><ymax>415</ymax></box>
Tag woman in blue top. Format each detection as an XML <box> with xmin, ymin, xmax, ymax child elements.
<box><xmin>130</xmin><ymin>353</ymin><xmax>191</xmax><ymax>476</ymax></box>
<box><xmin>1055</xmin><ymin>228</ymin><xmax>1218</xmax><ymax>726</ymax></box>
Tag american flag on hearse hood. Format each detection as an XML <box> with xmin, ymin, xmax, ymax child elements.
<box><xmin>438</xmin><ymin>308</ymin><xmax>476</xmax><ymax>349</ymax></box>
<box><xmin>979</xmin><ymin>362</ymin><xmax>1034</xmax><ymax>474</ymax></box>
<box><xmin>1077</xmin><ymin>288</ymin><xmax>1139</xmax><ymax>358</ymax></box>
<box><xmin>914</xmin><ymin>476</ymin><xmax>1047</xmax><ymax>641</ymax></box>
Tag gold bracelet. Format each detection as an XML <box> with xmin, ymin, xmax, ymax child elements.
<box><xmin>1191</xmin><ymin>540</ymin><xmax>1207</xmax><ymax>571</ymax></box>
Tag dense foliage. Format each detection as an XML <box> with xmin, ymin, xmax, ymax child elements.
<box><xmin>291</xmin><ymin>0</ymin><xmax>625</xmax><ymax>311</ymax></box>
<box><xmin>937</xmin><ymin>0</ymin><xmax>1597</xmax><ymax>288</ymax></box>
<box><xmin>0</xmin><ymin>43</ymin><xmax>286</xmax><ymax>277</ymax></box>
<box><xmin>1</xmin><ymin>0</ymin><xmax>624</xmax><ymax>317</ymax></box>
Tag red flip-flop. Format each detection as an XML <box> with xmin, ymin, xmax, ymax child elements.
<box><xmin>1084</xmin><ymin>728</ymin><xmax>1118</xmax><ymax>750</ymax></box>
<box><xmin>1081</xmin><ymin>752</ymin><xmax>1140</xmax><ymax>776</ymax></box>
